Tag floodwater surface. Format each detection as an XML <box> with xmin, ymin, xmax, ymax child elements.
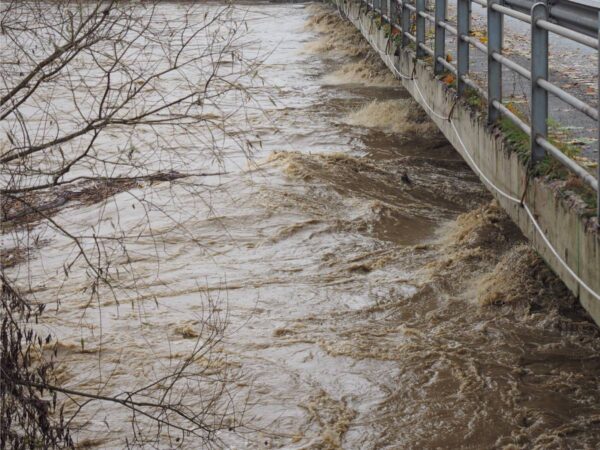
<box><xmin>3</xmin><ymin>2</ymin><xmax>600</xmax><ymax>449</ymax></box>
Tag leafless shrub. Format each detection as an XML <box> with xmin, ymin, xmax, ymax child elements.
<box><xmin>1</xmin><ymin>0</ymin><xmax>261</xmax><ymax>446</ymax></box>
<box><xmin>1</xmin><ymin>274</ymin><xmax>73</xmax><ymax>448</ymax></box>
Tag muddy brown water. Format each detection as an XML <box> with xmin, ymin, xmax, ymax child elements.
<box><xmin>3</xmin><ymin>3</ymin><xmax>600</xmax><ymax>449</ymax></box>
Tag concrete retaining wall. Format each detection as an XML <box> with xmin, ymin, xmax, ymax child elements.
<box><xmin>332</xmin><ymin>0</ymin><xmax>600</xmax><ymax>325</ymax></box>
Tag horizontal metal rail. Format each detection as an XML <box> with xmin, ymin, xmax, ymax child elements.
<box><xmin>459</xmin><ymin>33</ymin><xmax>487</xmax><ymax>53</ymax></box>
<box><xmin>537</xmin><ymin>19</ymin><xmax>598</xmax><ymax>49</ymax></box>
<box><xmin>493</xmin><ymin>99</ymin><xmax>531</xmax><ymax>135</ymax></box>
<box><xmin>363</xmin><ymin>0</ymin><xmax>599</xmax><ymax>221</ymax></box>
<box><xmin>536</xmin><ymin>137</ymin><xmax>599</xmax><ymax>190</ymax></box>
<box><xmin>419</xmin><ymin>10</ymin><xmax>435</xmax><ymax>22</ymax></box>
<box><xmin>436</xmin><ymin>55</ymin><xmax>458</xmax><ymax>73</ymax></box>
<box><xmin>438</xmin><ymin>20</ymin><xmax>458</xmax><ymax>35</ymax></box>
<box><xmin>538</xmin><ymin>79</ymin><xmax>599</xmax><ymax>121</ymax></box>
<box><xmin>473</xmin><ymin>0</ymin><xmax>598</xmax><ymax>47</ymax></box>
<box><xmin>491</xmin><ymin>3</ymin><xmax>532</xmax><ymax>24</ymax></box>
<box><xmin>494</xmin><ymin>99</ymin><xmax>599</xmax><ymax>190</ymax></box>
<box><xmin>404</xmin><ymin>28</ymin><xmax>417</xmax><ymax>42</ymax></box>
<box><xmin>505</xmin><ymin>0</ymin><xmax>599</xmax><ymax>38</ymax></box>
<box><xmin>493</xmin><ymin>51</ymin><xmax>531</xmax><ymax>79</ymax></box>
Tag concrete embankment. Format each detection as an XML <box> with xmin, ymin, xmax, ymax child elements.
<box><xmin>331</xmin><ymin>0</ymin><xmax>600</xmax><ymax>325</ymax></box>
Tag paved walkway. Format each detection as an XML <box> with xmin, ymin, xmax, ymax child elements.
<box><xmin>443</xmin><ymin>0</ymin><xmax>599</xmax><ymax>166</ymax></box>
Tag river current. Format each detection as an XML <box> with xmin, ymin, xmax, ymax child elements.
<box><xmin>4</xmin><ymin>2</ymin><xmax>600</xmax><ymax>449</ymax></box>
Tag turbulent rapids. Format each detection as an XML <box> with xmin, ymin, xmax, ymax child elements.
<box><xmin>3</xmin><ymin>2</ymin><xmax>600</xmax><ymax>448</ymax></box>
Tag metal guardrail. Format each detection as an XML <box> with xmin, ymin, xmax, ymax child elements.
<box><xmin>360</xmin><ymin>0</ymin><xmax>600</xmax><ymax>222</ymax></box>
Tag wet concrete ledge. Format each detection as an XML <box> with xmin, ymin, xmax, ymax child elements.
<box><xmin>330</xmin><ymin>0</ymin><xmax>600</xmax><ymax>325</ymax></box>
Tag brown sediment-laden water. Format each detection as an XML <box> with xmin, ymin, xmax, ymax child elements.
<box><xmin>3</xmin><ymin>2</ymin><xmax>600</xmax><ymax>448</ymax></box>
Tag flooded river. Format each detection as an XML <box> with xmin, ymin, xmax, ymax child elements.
<box><xmin>4</xmin><ymin>2</ymin><xmax>600</xmax><ymax>448</ymax></box>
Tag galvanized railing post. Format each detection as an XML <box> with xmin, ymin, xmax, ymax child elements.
<box><xmin>531</xmin><ymin>2</ymin><xmax>549</xmax><ymax>164</ymax></box>
<box><xmin>402</xmin><ymin>0</ymin><xmax>411</xmax><ymax>47</ymax></box>
<box><xmin>416</xmin><ymin>0</ymin><xmax>426</xmax><ymax>57</ymax></box>
<box><xmin>434</xmin><ymin>0</ymin><xmax>447</xmax><ymax>74</ymax></box>
<box><xmin>457</xmin><ymin>0</ymin><xmax>471</xmax><ymax>95</ymax></box>
<box><xmin>487</xmin><ymin>0</ymin><xmax>503</xmax><ymax>123</ymax></box>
